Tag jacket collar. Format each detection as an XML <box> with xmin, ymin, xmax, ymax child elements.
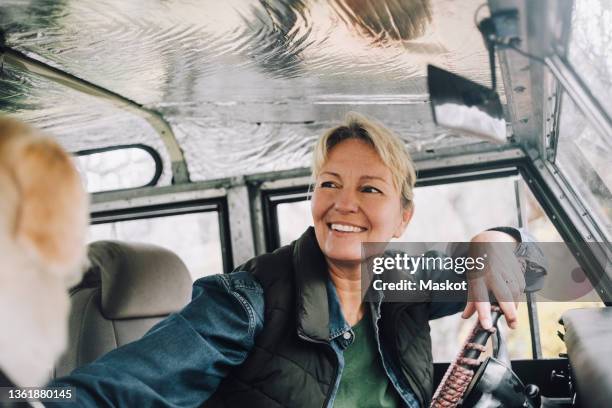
<box><xmin>292</xmin><ymin>227</ymin><xmax>382</xmax><ymax>342</ymax></box>
<box><xmin>292</xmin><ymin>227</ymin><xmax>333</xmax><ymax>342</ymax></box>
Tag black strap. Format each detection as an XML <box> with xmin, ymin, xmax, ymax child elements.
<box><xmin>0</xmin><ymin>369</ymin><xmax>16</xmax><ymax>387</ymax></box>
<box><xmin>0</xmin><ymin>370</ymin><xmax>33</xmax><ymax>407</ymax></box>
<box><xmin>487</xmin><ymin>226</ymin><xmax>522</xmax><ymax>242</ymax></box>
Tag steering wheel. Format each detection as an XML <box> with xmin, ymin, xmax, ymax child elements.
<box><xmin>431</xmin><ymin>306</ymin><xmax>541</xmax><ymax>407</ymax></box>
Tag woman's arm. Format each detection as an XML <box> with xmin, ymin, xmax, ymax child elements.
<box><xmin>462</xmin><ymin>229</ymin><xmax>524</xmax><ymax>328</ymax></box>
<box><xmin>47</xmin><ymin>271</ymin><xmax>264</xmax><ymax>407</ymax></box>
<box><xmin>428</xmin><ymin>227</ymin><xmax>546</xmax><ymax>322</ymax></box>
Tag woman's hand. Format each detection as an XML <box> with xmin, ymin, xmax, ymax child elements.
<box><xmin>462</xmin><ymin>230</ymin><xmax>526</xmax><ymax>329</ymax></box>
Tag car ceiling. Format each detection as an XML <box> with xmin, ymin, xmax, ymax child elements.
<box><xmin>0</xmin><ymin>0</ymin><xmax>505</xmax><ymax>183</ymax></box>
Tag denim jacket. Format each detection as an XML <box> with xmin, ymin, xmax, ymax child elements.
<box><xmin>49</xmin><ymin>227</ymin><xmax>542</xmax><ymax>408</ymax></box>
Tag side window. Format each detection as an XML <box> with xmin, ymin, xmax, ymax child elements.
<box><xmin>268</xmin><ymin>174</ymin><xmax>604</xmax><ymax>361</ymax></box>
<box><xmin>76</xmin><ymin>146</ymin><xmax>162</xmax><ymax>193</ymax></box>
<box><xmin>89</xmin><ymin>210</ymin><xmax>225</xmax><ymax>280</ymax></box>
<box><xmin>277</xmin><ymin>200</ymin><xmax>313</xmax><ymax>246</ymax></box>
<box><xmin>518</xmin><ymin>179</ymin><xmax>604</xmax><ymax>358</ymax></box>
<box><xmin>401</xmin><ymin>176</ymin><xmax>531</xmax><ymax>362</ymax></box>
<box><xmin>555</xmin><ymin>91</ymin><xmax>611</xmax><ymax>241</ymax></box>
<box><xmin>271</xmin><ymin>176</ymin><xmax>532</xmax><ymax>360</ymax></box>
<box><xmin>409</xmin><ymin>176</ymin><xmax>602</xmax><ymax>361</ymax></box>
<box><xmin>397</xmin><ymin>177</ymin><xmax>519</xmax><ymax>242</ymax></box>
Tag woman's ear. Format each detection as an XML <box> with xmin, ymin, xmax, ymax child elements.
<box><xmin>393</xmin><ymin>205</ymin><xmax>414</xmax><ymax>238</ymax></box>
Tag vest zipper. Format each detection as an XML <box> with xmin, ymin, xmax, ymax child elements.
<box><xmin>399</xmin><ymin>358</ymin><xmax>427</xmax><ymax>407</ymax></box>
<box><xmin>297</xmin><ymin>332</ymin><xmax>339</xmax><ymax>408</ymax></box>
<box><xmin>393</xmin><ymin>312</ymin><xmax>427</xmax><ymax>407</ymax></box>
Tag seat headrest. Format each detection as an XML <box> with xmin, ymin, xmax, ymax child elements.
<box><xmin>86</xmin><ymin>240</ymin><xmax>192</xmax><ymax>319</ymax></box>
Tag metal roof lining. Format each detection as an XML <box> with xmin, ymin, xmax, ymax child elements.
<box><xmin>1</xmin><ymin>0</ymin><xmax>506</xmax><ymax>182</ymax></box>
<box><xmin>172</xmin><ymin>102</ymin><xmax>478</xmax><ymax>181</ymax></box>
<box><xmin>1</xmin><ymin>46</ymin><xmax>190</xmax><ymax>183</ymax></box>
<box><xmin>490</xmin><ymin>0</ymin><xmax>573</xmax><ymax>158</ymax></box>
<box><xmin>0</xmin><ymin>62</ymin><xmax>174</xmax><ymax>186</ymax></box>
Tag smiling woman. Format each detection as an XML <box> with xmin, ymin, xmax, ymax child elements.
<box><xmin>49</xmin><ymin>112</ymin><xmax>536</xmax><ymax>408</ymax></box>
<box><xmin>310</xmin><ymin>113</ymin><xmax>416</xmax><ymax>325</ymax></box>
<box><xmin>312</xmin><ymin>138</ymin><xmax>413</xmax><ymax>264</ymax></box>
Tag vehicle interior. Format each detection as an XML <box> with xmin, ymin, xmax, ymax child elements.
<box><xmin>0</xmin><ymin>0</ymin><xmax>610</xmax><ymax>407</ymax></box>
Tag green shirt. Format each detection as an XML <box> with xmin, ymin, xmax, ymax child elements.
<box><xmin>333</xmin><ymin>312</ymin><xmax>404</xmax><ymax>408</ymax></box>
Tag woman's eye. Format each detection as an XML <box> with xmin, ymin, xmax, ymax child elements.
<box><xmin>320</xmin><ymin>181</ymin><xmax>337</xmax><ymax>188</ymax></box>
<box><xmin>362</xmin><ymin>186</ymin><xmax>382</xmax><ymax>194</ymax></box>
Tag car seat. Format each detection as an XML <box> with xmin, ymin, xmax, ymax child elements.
<box><xmin>54</xmin><ymin>240</ymin><xmax>192</xmax><ymax>377</ymax></box>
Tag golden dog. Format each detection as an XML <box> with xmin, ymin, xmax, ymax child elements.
<box><xmin>0</xmin><ymin>117</ymin><xmax>89</xmax><ymax>387</ymax></box>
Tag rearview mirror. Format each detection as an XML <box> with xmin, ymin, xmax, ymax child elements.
<box><xmin>427</xmin><ymin>64</ymin><xmax>506</xmax><ymax>143</ymax></box>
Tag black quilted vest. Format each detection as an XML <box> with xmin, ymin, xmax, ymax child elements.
<box><xmin>204</xmin><ymin>228</ymin><xmax>433</xmax><ymax>408</ymax></box>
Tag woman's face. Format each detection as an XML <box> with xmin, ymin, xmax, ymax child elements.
<box><xmin>311</xmin><ymin>138</ymin><xmax>413</xmax><ymax>265</ymax></box>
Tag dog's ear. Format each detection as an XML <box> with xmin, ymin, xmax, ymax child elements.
<box><xmin>14</xmin><ymin>137</ymin><xmax>89</xmax><ymax>274</ymax></box>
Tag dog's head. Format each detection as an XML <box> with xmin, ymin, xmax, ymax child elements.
<box><xmin>0</xmin><ymin>117</ymin><xmax>89</xmax><ymax>285</ymax></box>
<box><xmin>0</xmin><ymin>117</ymin><xmax>89</xmax><ymax>386</ymax></box>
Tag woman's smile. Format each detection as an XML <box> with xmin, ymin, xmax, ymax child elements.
<box><xmin>328</xmin><ymin>223</ymin><xmax>367</xmax><ymax>233</ymax></box>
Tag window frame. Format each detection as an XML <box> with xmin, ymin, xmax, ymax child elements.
<box><xmin>261</xmin><ymin>186</ymin><xmax>311</xmax><ymax>253</ymax></box>
<box><xmin>90</xmin><ymin>197</ymin><xmax>234</xmax><ymax>274</ymax></box>
<box><xmin>76</xmin><ymin>144</ymin><xmax>164</xmax><ymax>192</ymax></box>
<box><xmin>520</xmin><ymin>159</ymin><xmax>612</xmax><ymax>305</ymax></box>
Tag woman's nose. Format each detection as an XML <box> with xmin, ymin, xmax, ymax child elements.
<box><xmin>333</xmin><ymin>188</ymin><xmax>359</xmax><ymax>213</ymax></box>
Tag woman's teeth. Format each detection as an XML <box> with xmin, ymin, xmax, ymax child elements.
<box><xmin>330</xmin><ymin>223</ymin><xmax>365</xmax><ymax>233</ymax></box>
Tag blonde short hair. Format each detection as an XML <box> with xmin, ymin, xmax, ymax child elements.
<box><xmin>312</xmin><ymin>112</ymin><xmax>416</xmax><ymax>209</ymax></box>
